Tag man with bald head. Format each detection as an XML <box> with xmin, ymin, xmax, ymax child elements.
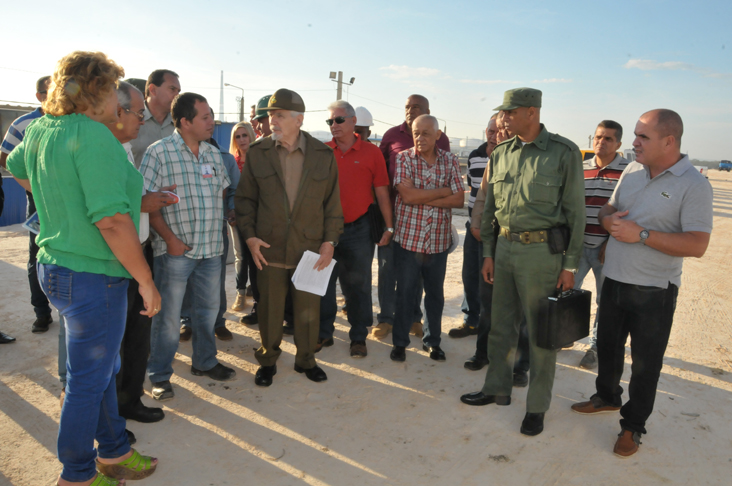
<box><xmin>389</xmin><ymin>114</ymin><xmax>464</xmax><ymax>362</ymax></box>
<box><xmin>571</xmin><ymin>109</ymin><xmax>712</xmax><ymax>457</ymax></box>
<box><xmin>374</xmin><ymin>94</ymin><xmax>451</xmax><ymax>340</ymax></box>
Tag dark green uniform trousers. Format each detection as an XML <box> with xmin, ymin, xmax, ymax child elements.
<box><xmin>481</xmin><ymin>236</ymin><xmax>562</xmax><ymax>413</ymax></box>
<box><xmin>256</xmin><ymin>266</ymin><xmax>320</xmax><ymax>369</ymax></box>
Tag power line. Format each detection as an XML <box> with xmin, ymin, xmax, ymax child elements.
<box><xmin>0</xmin><ymin>66</ymin><xmax>45</xmax><ymax>74</ymax></box>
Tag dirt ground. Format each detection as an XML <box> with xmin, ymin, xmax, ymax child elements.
<box><xmin>1</xmin><ymin>173</ymin><xmax>731</xmax><ymax>486</ymax></box>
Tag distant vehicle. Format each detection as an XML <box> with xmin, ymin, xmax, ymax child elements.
<box><xmin>694</xmin><ymin>166</ymin><xmax>709</xmax><ymax>179</ymax></box>
<box><xmin>719</xmin><ymin>160</ymin><xmax>732</xmax><ymax>172</ymax></box>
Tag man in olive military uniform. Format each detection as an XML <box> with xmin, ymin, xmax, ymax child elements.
<box><xmin>235</xmin><ymin>89</ymin><xmax>343</xmax><ymax>387</ymax></box>
<box><xmin>460</xmin><ymin>88</ymin><xmax>585</xmax><ymax>437</ymax></box>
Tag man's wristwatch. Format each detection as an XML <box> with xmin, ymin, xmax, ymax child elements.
<box><xmin>639</xmin><ymin>229</ymin><xmax>649</xmax><ymax>245</ymax></box>
<box><xmin>563</xmin><ymin>268</ymin><xmax>578</xmax><ymax>275</ymax></box>
<box><xmin>385</xmin><ymin>227</ymin><xmax>394</xmax><ymax>233</ymax></box>
<box><xmin>327</xmin><ymin>241</ymin><xmax>338</xmax><ymax>248</ymax></box>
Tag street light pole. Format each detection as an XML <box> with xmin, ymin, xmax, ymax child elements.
<box><xmin>224</xmin><ymin>83</ymin><xmax>245</xmax><ymax>121</ymax></box>
<box><xmin>329</xmin><ymin>71</ymin><xmax>355</xmax><ymax>101</ymax></box>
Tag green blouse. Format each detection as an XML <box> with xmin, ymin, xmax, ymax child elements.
<box><xmin>7</xmin><ymin>113</ymin><xmax>142</xmax><ymax>278</ymax></box>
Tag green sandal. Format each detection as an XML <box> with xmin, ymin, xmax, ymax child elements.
<box><xmin>57</xmin><ymin>474</ymin><xmax>124</xmax><ymax>486</ymax></box>
<box><xmin>96</xmin><ymin>449</ymin><xmax>157</xmax><ymax>480</ymax></box>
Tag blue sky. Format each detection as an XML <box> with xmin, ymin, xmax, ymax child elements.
<box><xmin>3</xmin><ymin>0</ymin><xmax>731</xmax><ymax>159</ymax></box>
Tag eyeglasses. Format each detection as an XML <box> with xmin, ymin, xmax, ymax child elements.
<box><xmin>325</xmin><ymin>116</ymin><xmax>352</xmax><ymax>126</ymax></box>
<box><xmin>123</xmin><ymin>107</ymin><xmax>145</xmax><ymax>122</ymax></box>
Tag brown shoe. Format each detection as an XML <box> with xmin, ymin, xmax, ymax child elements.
<box><xmin>215</xmin><ymin>326</ymin><xmax>233</xmax><ymax>341</ymax></box>
<box><xmin>448</xmin><ymin>323</ymin><xmax>478</xmax><ymax>338</ymax></box>
<box><xmin>179</xmin><ymin>325</ymin><xmax>192</xmax><ymax>342</ymax></box>
<box><xmin>314</xmin><ymin>337</ymin><xmax>334</xmax><ymax>353</ymax></box>
<box><xmin>350</xmin><ymin>340</ymin><xmax>367</xmax><ymax>358</ymax></box>
<box><xmin>231</xmin><ymin>293</ymin><xmax>246</xmax><ymax>312</ymax></box>
<box><xmin>371</xmin><ymin>322</ymin><xmax>392</xmax><ymax>339</ymax></box>
<box><xmin>571</xmin><ymin>395</ymin><xmax>621</xmax><ymax>415</ymax></box>
<box><xmin>410</xmin><ymin>321</ymin><xmax>424</xmax><ymax>338</ymax></box>
<box><xmin>613</xmin><ymin>429</ymin><xmax>641</xmax><ymax>457</ymax></box>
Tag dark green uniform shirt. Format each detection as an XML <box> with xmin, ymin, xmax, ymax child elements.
<box><xmin>480</xmin><ymin>124</ymin><xmax>585</xmax><ymax>270</ymax></box>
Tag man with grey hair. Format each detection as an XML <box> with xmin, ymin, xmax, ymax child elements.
<box><xmin>316</xmin><ymin>100</ymin><xmax>392</xmax><ymax>358</ymax></box>
<box><xmin>389</xmin><ymin>114</ymin><xmax>464</xmax><ymax>362</ymax></box>
<box><xmin>235</xmin><ymin>89</ymin><xmax>343</xmax><ymax>386</ymax></box>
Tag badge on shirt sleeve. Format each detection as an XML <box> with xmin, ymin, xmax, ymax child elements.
<box><xmin>201</xmin><ymin>164</ymin><xmax>213</xmax><ymax>178</ymax></box>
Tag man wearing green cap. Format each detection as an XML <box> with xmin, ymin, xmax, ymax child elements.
<box><xmin>235</xmin><ymin>88</ymin><xmax>343</xmax><ymax>387</ymax></box>
<box><xmin>460</xmin><ymin>87</ymin><xmax>585</xmax><ymax>437</ymax></box>
<box><xmin>251</xmin><ymin>95</ymin><xmax>272</xmax><ymax>139</ymax></box>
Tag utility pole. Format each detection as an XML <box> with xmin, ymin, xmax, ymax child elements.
<box><xmin>225</xmin><ymin>83</ymin><xmax>245</xmax><ymax>121</ymax></box>
<box><xmin>219</xmin><ymin>71</ymin><xmax>224</xmax><ymax>121</ymax></box>
<box><xmin>329</xmin><ymin>71</ymin><xmax>355</xmax><ymax>100</ymax></box>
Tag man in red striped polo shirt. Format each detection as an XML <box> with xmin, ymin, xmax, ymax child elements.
<box><xmin>575</xmin><ymin>120</ymin><xmax>629</xmax><ymax>369</ymax></box>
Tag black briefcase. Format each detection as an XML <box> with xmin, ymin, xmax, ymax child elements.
<box><xmin>537</xmin><ymin>289</ymin><xmax>591</xmax><ymax>350</ymax></box>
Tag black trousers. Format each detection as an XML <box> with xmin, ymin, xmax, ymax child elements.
<box><xmin>594</xmin><ymin>277</ymin><xmax>678</xmax><ymax>435</ymax></box>
<box><xmin>116</xmin><ymin>243</ymin><xmax>154</xmax><ymax>409</ymax></box>
<box><xmin>27</xmin><ymin>193</ymin><xmax>52</xmax><ymax>319</ymax></box>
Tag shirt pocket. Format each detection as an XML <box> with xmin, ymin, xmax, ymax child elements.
<box><xmin>491</xmin><ymin>169</ymin><xmax>510</xmax><ymax>207</ymax></box>
<box><xmin>529</xmin><ymin>172</ymin><xmax>562</xmax><ymax>205</ymax></box>
<box><xmin>304</xmin><ymin>165</ymin><xmax>330</xmax><ymax>201</ymax></box>
<box><xmin>251</xmin><ymin>161</ymin><xmax>280</xmax><ymax>195</ymax></box>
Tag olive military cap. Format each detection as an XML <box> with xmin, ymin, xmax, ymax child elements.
<box><xmin>262</xmin><ymin>89</ymin><xmax>306</xmax><ymax>113</ymax></box>
<box><xmin>494</xmin><ymin>87</ymin><xmax>542</xmax><ymax>111</ymax></box>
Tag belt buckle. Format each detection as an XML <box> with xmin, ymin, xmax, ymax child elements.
<box><xmin>520</xmin><ymin>232</ymin><xmax>531</xmax><ymax>244</ymax></box>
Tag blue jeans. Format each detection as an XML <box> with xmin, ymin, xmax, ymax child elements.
<box><xmin>461</xmin><ymin>220</ymin><xmax>482</xmax><ymax>327</ymax></box>
<box><xmin>393</xmin><ymin>242</ymin><xmax>448</xmax><ymax>348</ymax></box>
<box><xmin>149</xmin><ymin>253</ymin><xmax>221</xmax><ymax>382</ymax></box>
<box><xmin>594</xmin><ymin>277</ymin><xmax>678</xmax><ymax>434</ymax></box>
<box><xmin>377</xmin><ymin>240</ymin><xmax>423</xmax><ymax>325</ymax></box>
<box><xmin>320</xmin><ymin>216</ymin><xmax>375</xmax><ymax>342</ymax></box>
<box><xmin>182</xmin><ymin>225</ymin><xmax>228</xmax><ymax>330</ymax></box>
<box><xmin>574</xmin><ymin>244</ymin><xmax>605</xmax><ymax>348</ymax></box>
<box><xmin>39</xmin><ymin>264</ymin><xmax>131</xmax><ymax>483</ymax></box>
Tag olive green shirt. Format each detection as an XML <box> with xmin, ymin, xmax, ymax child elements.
<box><xmin>480</xmin><ymin>124</ymin><xmax>585</xmax><ymax>270</ymax></box>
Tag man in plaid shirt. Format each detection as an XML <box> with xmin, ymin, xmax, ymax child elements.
<box><xmin>390</xmin><ymin>115</ymin><xmax>465</xmax><ymax>362</ymax></box>
<box><xmin>140</xmin><ymin>93</ymin><xmax>236</xmax><ymax>401</ymax></box>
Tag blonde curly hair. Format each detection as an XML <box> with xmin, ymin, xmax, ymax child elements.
<box><xmin>43</xmin><ymin>51</ymin><xmax>125</xmax><ymax>117</ymax></box>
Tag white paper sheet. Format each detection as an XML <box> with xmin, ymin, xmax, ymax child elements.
<box><xmin>291</xmin><ymin>250</ymin><xmax>337</xmax><ymax>296</ymax></box>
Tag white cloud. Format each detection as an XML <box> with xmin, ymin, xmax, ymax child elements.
<box><xmin>624</xmin><ymin>59</ymin><xmax>732</xmax><ymax>80</ymax></box>
<box><xmin>379</xmin><ymin>65</ymin><xmax>440</xmax><ymax>80</ymax></box>
<box><xmin>459</xmin><ymin>79</ymin><xmax>519</xmax><ymax>85</ymax></box>
<box><xmin>532</xmin><ymin>78</ymin><xmax>573</xmax><ymax>83</ymax></box>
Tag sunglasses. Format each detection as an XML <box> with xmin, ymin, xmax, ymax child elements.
<box><xmin>325</xmin><ymin>116</ymin><xmax>352</xmax><ymax>126</ymax></box>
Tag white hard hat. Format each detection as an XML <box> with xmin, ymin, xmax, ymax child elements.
<box><xmin>354</xmin><ymin>106</ymin><xmax>374</xmax><ymax>127</ymax></box>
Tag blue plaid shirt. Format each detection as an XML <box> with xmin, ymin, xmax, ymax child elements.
<box><xmin>140</xmin><ymin>130</ymin><xmax>230</xmax><ymax>259</ymax></box>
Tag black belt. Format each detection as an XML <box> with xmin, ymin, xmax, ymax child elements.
<box><xmin>344</xmin><ymin>212</ymin><xmax>368</xmax><ymax>228</ymax></box>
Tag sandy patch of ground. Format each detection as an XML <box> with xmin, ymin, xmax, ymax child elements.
<box><xmin>1</xmin><ymin>173</ymin><xmax>731</xmax><ymax>486</ymax></box>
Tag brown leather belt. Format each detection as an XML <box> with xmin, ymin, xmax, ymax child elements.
<box><xmin>500</xmin><ymin>227</ymin><xmax>548</xmax><ymax>244</ymax></box>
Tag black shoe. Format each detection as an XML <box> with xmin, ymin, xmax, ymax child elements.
<box><xmin>151</xmin><ymin>380</ymin><xmax>174</xmax><ymax>401</ymax></box>
<box><xmin>315</xmin><ymin>337</ymin><xmax>334</xmax><ymax>353</ymax></box>
<box><xmin>191</xmin><ymin>363</ymin><xmax>236</xmax><ymax>381</ymax></box>
<box><xmin>390</xmin><ymin>346</ymin><xmax>406</xmax><ymax>362</ymax></box>
<box><xmin>520</xmin><ymin>412</ymin><xmax>545</xmax><ymax>436</ymax></box>
<box><xmin>294</xmin><ymin>364</ymin><xmax>327</xmax><ymax>382</ymax></box>
<box><xmin>119</xmin><ymin>402</ymin><xmax>165</xmax><ymax>423</ymax></box>
<box><xmin>254</xmin><ymin>365</ymin><xmax>277</xmax><ymax>387</ymax></box>
<box><xmin>215</xmin><ymin>325</ymin><xmax>234</xmax><ymax>341</ymax></box>
<box><xmin>282</xmin><ymin>322</ymin><xmax>295</xmax><ymax>336</ymax></box>
<box><xmin>32</xmin><ymin>315</ymin><xmax>53</xmax><ymax>333</ymax></box>
<box><xmin>240</xmin><ymin>309</ymin><xmax>258</xmax><ymax>325</ymax></box>
<box><xmin>179</xmin><ymin>325</ymin><xmax>192</xmax><ymax>342</ymax></box>
<box><xmin>464</xmin><ymin>354</ymin><xmax>488</xmax><ymax>371</ymax></box>
<box><xmin>422</xmin><ymin>344</ymin><xmax>446</xmax><ymax>361</ymax></box>
<box><xmin>126</xmin><ymin>429</ymin><xmax>137</xmax><ymax>445</ymax></box>
<box><xmin>460</xmin><ymin>391</ymin><xmax>511</xmax><ymax>406</ymax></box>
<box><xmin>0</xmin><ymin>331</ymin><xmax>16</xmax><ymax>344</ymax></box>
<box><xmin>513</xmin><ymin>371</ymin><xmax>529</xmax><ymax>388</ymax></box>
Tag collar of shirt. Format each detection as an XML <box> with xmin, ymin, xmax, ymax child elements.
<box><xmin>275</xmin><ymin>131</ymin><xmax>307</xmax><ymax>155</ymax></box>
<box><xmin>507</xmin><ymin>124</ymin><xmax>549</xmax><ymax>152</ymax></box>
<box><xmin>406</xmin><ymin>146</ymin><xmax>448</xmax><ymax>167</ymax></box>
<box><xmin>589</xmin><ymin>153</ymin><xmax>626</xmax><ymax>170</ymax></box>
<box><xmin>652</xmin><ymin>154</ymin><xmax>694</xmax><ymax>178</ymax></box>
<box><xmin>328</xmin><ymin>133</ymin><xmax>363</xmax><ymax>156</ymax></box>
<box><xmin>171</xmin><ymin>129</ymin><xmax>214</xmax><ymax>160</ymax></box>
<box><xmin>143</xmin><ymin>103</ymin><xmax>173</xmax><ymax>127</ymax></box>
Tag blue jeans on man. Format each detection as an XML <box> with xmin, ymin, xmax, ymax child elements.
<box><xmin>148</xmin><ymin>253</ymin><xmax>222</xmax><ymax>383</ymax></box>
<box><xmin>393</xmin><ymin>242</ymin><xmax>448</xmax><ymax>348</ymax></box>
<box><xmin>574</xmin><ymin>244</ymin><xmax>606</xmax><ymax>349</ymax></box>
<box><xmin>39</xmin><ymin>264</ymin><xmax>130</xmax><ymax>483</ymax></box>
<box><xmin>320</xmin><ymin>216</ymin><xmax>374</xmax><ymax>342</ymax></box>
<box><xmin>377</xmin><ymin>240</ymin><xmax>423</xmax><ymax>325</ymax></box>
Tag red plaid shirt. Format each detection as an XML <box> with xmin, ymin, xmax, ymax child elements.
<box><xmin>394</xmin><ymin>147</ymin><xmax>464</xmax><ymax>254</ymax></box>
